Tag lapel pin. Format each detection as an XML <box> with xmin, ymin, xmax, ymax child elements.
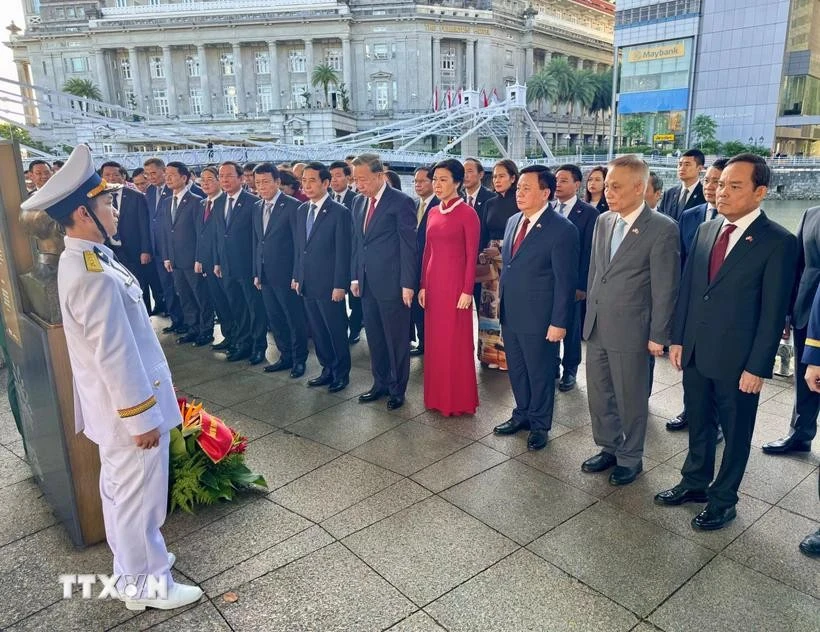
<box><xmin>631</xmin><ymin>228</ymin><xmax>640</xmax><ymax>235</ymax></box>
<box><xmin>745</xmin><ymin>235</ymin><xmax>753</xmax><ymax>242</ymax></box>
<box><xmin>536</xmin><ymin>223</ymin><xmax>542</xmax><ymax>229</ymax></box>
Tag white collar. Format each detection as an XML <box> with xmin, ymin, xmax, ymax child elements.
<box><xmin>421</xmin><ymin>194</ymin><xmax>435</xmax><ymax>207</ymax></box>
<box><xmin>681</xmin><ymin>180</ymin><xmax>699</xmax><ymax>194</ymax></box>
<box><xmin>721</xmin><ymin>207</ymin><xmax>761</xmax><ymax>232</ymax></box>
<box><xmin>309</xmin><ymin>192</ymin><xmax>329</xmax><ymax>209</ymax></box>
<box><xmin>372</xmin><ymin>181</ymin><xmax>388</xmax><ymax>205</ymax></box>
<box><xmin>464</xmin><ymin>185</ymin><xmax>482</xmax><ymax>199</ymax></box>
<box><xmin>617</xmin><ymin>203</ymin><xmax>645</xmax><ymax>228</ymax></box>
<box><xmin>64</xmin><ymin>235</ymin><xmax>111</xmax><ymax>256</ymax></box>
<box><xmin>556</xmin><ymin>195</ymin><xmax>577</xmax><ymax>212</ymax></box>
<box><xmin>522</xmin><ymin>204</ymin><xmax>549</xmax><ymax>226</ymax></box>
<box><xmin>263</xmin><ymin>191</ymin><xmax>281</xmax><ymax>207</ymax></box>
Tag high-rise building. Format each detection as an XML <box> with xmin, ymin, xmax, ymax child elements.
<box><xmin>611</xmin><ymin>0</ymin><xmax>819</xmax><ymax>156</ymax></box>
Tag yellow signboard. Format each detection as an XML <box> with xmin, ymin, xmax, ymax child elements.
<box><xmin>654</xmin><ymin>134</ymin><xmax>676</xmax><ymax>142</ymax></box>
<box><xmin>628</xmin><ymin>42</ymin><xmax>685</xmax><ymax>63</ymax></box>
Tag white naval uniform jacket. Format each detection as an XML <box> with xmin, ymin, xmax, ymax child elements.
<box><xmin>59</xmin><ymin>236</ymin><xmax>182</xmax><ymax>447</ymax></box>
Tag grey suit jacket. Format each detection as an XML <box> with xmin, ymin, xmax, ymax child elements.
<box><xmin>583</xmin><ymin>205</ymin><xmax>680</xmax><ymax>353</ymax></box>
<box><xmin>791</xmin><ymin>206</ymin><xmax>820</xmax><ymax>329</ymax></box>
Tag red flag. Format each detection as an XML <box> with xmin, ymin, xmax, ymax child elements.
<box><xmin>445</xmin><ymin>88</ymin><xmax>452</xmax><ymax>108</ymax></box>
<box><xmin>433</xmin><ymin>86</ymin><xmax>439</xmax><ymax>111</ymax></box>
<box><xmin>457</xmin><ymin>87</ymin><xmax>463</xmax><ymax>105</ymax></box>
<box><xmin>481</xmin><ymin>88</ymin><xmax>489</xmax><ymax>107</ymax></box>
<box><xmin>196</xmin><ymin>411</ymin><xmax>235</xmax><ymax>463</ymax></box>
<box><xmin>491</xmin><ymin>88</ymin><xmax>500</xmax><ymax>103</ymax></box>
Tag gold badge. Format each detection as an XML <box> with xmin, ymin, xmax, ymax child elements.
<box><xmin>83</xmin><ymin>250</ymin><xmax>103</xmax><ymax>273</ymax></box>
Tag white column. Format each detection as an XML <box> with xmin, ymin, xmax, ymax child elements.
<box><xmin>127</xmin><ymin>47</ymin><xmax>144</xmax><ymax>111</ymax></box>
<box><xmin>162</xmin><ymin>45</ymin><xmax>177</xmax><ymax>116</ymax></box>
<box><xmin>341</xmin><ymin>37</ymin><xmax>351</xmax><ymax>87</ymax></box>
<box><xmin>232</xmin><ymin>42</ymin><xmax>246</xmax><ymax>114</ymax></box>
<box><xmin>576</xmin><ymin>57</ymin><xmax>584</xmax><ymax>70</ymax></box>
<box><xmin>466</xmin><ymin>39</ymin><xmax>475</xmax><ymax>89</ymax></box>
<box><xmin>524</xmin><ymin>46</ymin><xmax>534</xmax><ymax>81</ymax></box>
<box><xmin>303</xmin><ymin>38</ymin><xmax>314</xmax><ymax>102</ymax></box>
<box><xmin>94</xmin><ymin>49</ymin><xmax>110</xmax><ymax>105</ymax></box>
<box><xmin>432</xmin><ymin>37</ymin><xmax>441</xmax><ymax>95</ymax></box>
<box><xmin>197</xmin><ymin>44</ymin><xmax>212</xmax><ymax>115</ymax></box>
<box><xmin>269</xmin><ymin>41</ymin><xmax>280</xmax><ymax>109</ymax></box>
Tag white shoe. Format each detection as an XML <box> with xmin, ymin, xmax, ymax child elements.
<box><xmin>124</xmin><ymin>582</ymin><xmax>203</xmax><ymax>611</ymax></box>
<box><xmin>167</xmin><ymin>552</ymin><xmax>175</xmax><ymax>567</ymax></box>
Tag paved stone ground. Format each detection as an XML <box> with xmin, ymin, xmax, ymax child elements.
<box><xmin>0</xmin><ymin>320</ymin><xmax>818</xmax><ymax>631</ymax></box>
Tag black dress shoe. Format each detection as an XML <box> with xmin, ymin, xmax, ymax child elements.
<box><xmin>193</xmin><ymin>335</ymin><xmax>214</xmax><ymax>347</ymax></box>
<box><xmin>358</xmin><ymin>388</ymin><xmax>388</xmax><ymax>403</ymax></box>
<box><xmin>348</xmin><ymin>332</ymin><xmax>361</xmax><ymax>344</ymax></box>
<box><xmin>609</xmin><ymin>462</ymin><xmax>642</xmax><ymax>486</ymax></box>
<box><xmin>527</xmin><ymin>430</ymin><xmax>548</xmax><ymax>450</ymax></box>
<box><xmin>248</xmin><ymin>350</ymin><xmax>266</xmax><ymax>366</ymax></box>
<box><xmin>493</xmin><ymin>418</ymin><xmax>530</xmax><ymax>435</ymax></box>
<box><xmin>308</xmin><ymin>373</ymin><xmax>333</xmax><ymax>387</ymax></box>
<box><xmin>666</xmin><ymin>411</ymin><xmax>688</xmax><ymax>431</ymax></box>
<box><xmin>176</xmin><ymin>332</ymin><xmax>198</xmax><ymax>344</ymax></box>
<box><xmin>328</xmin><ymin>377</ymin><xmax>349</xmax><ymax>393</ymax></box>
<box><xmin>581</xmin><ymin>451</ymin><xmax>617</xmax><ymax>473</ymax></box>
<box><xmin>264</xmin><ymin>358</ymin><xmax>293</xmax><ymax>373</ymax></box>
<box><xmin>762</xmin><ymin>434</ymin><xmax>812</xmax><ymax>454</ymax></box>
<box><xmin>226</xmin><ymin>348</ymin><xmax>250</xmax><ymax>362</ymax></box>
<box><xmin>691</xmin><ymin>505</ymin><xmax>736</xmax><ymax>531</ymax></box>
<box><xmin>409</xmin><ymin>346</ymin><xmax>424</xmax><ymax>357</ymax></box>
<box><xmin>387</xmin><ymin>396</ymin><xmax>405</xmax><ymax>410</ymax></box>
<box><xmin>290</xmin><ymin>362</ymin><xmax>306</xmax><ymax>378</ymax></box>
<box><xmin>799</xmin><ymin>529</ymin><xmax>820</xmax><ymax>557</ymax></box>
<box><xmin>558</xmin><ymin>373</ymin><xmax>576</xmax><ymax>392</ymax></box>
<box><xmin>654</xmin><ymin>485</ymin><xmax>709</xmax><ymax>506</ymax></box>
<box><xmin>212</xmin><ymin>339</ymin><xmax>232</xmax><ymax>351</ymax></box>
<box><xmin>162</xmin><ymin>324</ymin><xmax>178</xmax><ymax>334</ymax></box>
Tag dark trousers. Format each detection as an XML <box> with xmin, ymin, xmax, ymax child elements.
<box><xmin>224</xmin><ymin>276</ymin><xmax>267</xmax><ymax>353</ymax></box>
<box><xmin>504</xmin><ymin>327</ymin><xmax>558</xmax><ymax>432</ymax></box>
<box><xmin>473</xmin><ymin>282</ymin><xmax>482</xmax><ymax>326</ymax></box>
<box><xmin>304</xmin><ymin>297</ymin><xmax>350</xmax><ymax>380</ymax></box>
<box><xmin>790</xmin><ymin>326</ymin><xmax>820</xmax><ymax>440</ymax></box>
<box><xmin>154</xmin><ymin>258</ymin><xmax>182</xmax><ymax>325</ymax></box>
<box><xmin>348</xmin><ymin>294</ymin><xmax>363</xmax><ymax>335</ymax></box>
<box><xmin>261</xmin><ymin>284</ymin><xmax>308</xmax><ymax>364</ymax></box>
<box><xmin>172</xmin><ymin>267</ymin><xmax>213</xmax><ymax>337</ymax></box>
<box><xmin>205</xmin><ymin>271</ymin><xmax>234</xmax><ymax>343</ymax></box>
<box><xmin>362</xmin><ymin>289</ymin><xmax>411</xmax><ymax>397</ymax></box>
<box><xmin>410</xmin><ymin>293</ymin><xmax>424</xmax><ymax>346</ymax></box>
<box><xmin>680</xmin><ymin>363</ymin><xmax>759</xmax><ymax>508</ymax></box>
<box><xmin>559</xmin><ymin>301</ymin><xmax>582</xmax><ymax>377</ymax></box>
<box><xmin>138</xmin><ymin>260</ymin><xmax>162</xmax><ymax>313</ymax></box>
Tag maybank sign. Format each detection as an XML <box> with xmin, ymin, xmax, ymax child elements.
<box><xmin>627</xmin><ymin>42</ymin><xmax>685</xmax><ymax>63</ymax></box>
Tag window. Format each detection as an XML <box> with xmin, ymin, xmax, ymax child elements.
<box><xmin>150</xmin><ymin>56</ymin><xmax>164</xmax><ymax>79</ymax></box>
<box><xmin>371</xmin><ymin>43</ymin><xmax>389</xmax><ymax>60</ymax></box>
<box><xmin>254</xmin><ymin>52</ymin><xmax>270</xmax><ymax>75</ymax></box>
<box><xmin>102</xmin><ymin>143</ymin><xmax>113</xmax><ymax>154</ymax></box>
<box><xmin>186</xmin><ymin>56</ymin><xmax>200</xmax><ymax>77</ymax></box>
<box><xmin>153</xmin><ymin>89</ymin><xmax>169</xmax><ymax>116</ymax></box>
<box><xmin>66</xmin><ymin>7</ymin><xmax>75</xmax><ymax>18</ymax></box>
<box><xmin>257</xmin><ymin>84</ymin><xmax>273</xmax><ymax>112</ymax></box>
<box><xmin>116</xmin><ymin>0</ymin><xmax>128</xmax><ymax>7</ymax></box>
<box><xmin>220</xmin><ymin>53</ymin><xmax>234</xmax><ymax>76</ymax></box>
<box><xmin>441</xmin><ymin>47</ymin><xmax>456</xmax><ymax>73</ymax></box>
<box><xmin>189</xmin><ymin>88</ymin><xmax>202</xmax><ymax>115</ymax></box>
<box><xmin>66</xmin><ymin>57</ymin><xmax>88</xmax><ymax>73</ymax></box>
<box><xmin>223</xmin><ymin>86</ymin><xmax>237</xmax><ymax>115</ymax></box>
<box><xmin>375</xmin><ymin>81</ymin><xmax>389</xmax><ymax>111</ymax></box>
<box><xmin>504</xmin><ymin>49</ymin><xmax>514</xmax><ymax>67</ymax></box>
<box><xmin>125</xmin><ymin>90</ymin><xmax>136</xmax><ymax>109</ymax></box>
<box><xmin>291</xmin><ymin>83</ymin><xmax>307</xmax><ymax>108</ymax></box>
<box><xmin>292</xmin><ymin>134</ymin><xmax>305</xmax><ymax>146</ymax></box>
<box><xmin>119</xmin><ymin>58</ymin><xmax>131</xmax><ymax>79</ymax></box>
<box><xmin>288</xmin><ymin>50</ymin><xmax>305</xmax><ymax>73</ymax></box>
<box><xmin>325</xmin><ymin>49</ymin><xmax>342</xmax><ymax>72</ymax></box>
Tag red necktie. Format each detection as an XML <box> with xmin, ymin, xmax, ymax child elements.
<box><xmin>511</xmin><ymin>217</ymin><xmax>530</xmax><ymax>257</ymax></box>
<box><xmin>203</xmin><ymin>199</ymin><xmax>212</xmax><ymax>222</ymax></box>
<box><xmin>708</xmin><ymin>224</ymin><xmax>737</xmax><ymax>282</ymax></box>
<box><xmin>364</xmin><ymin>197</ymin><xmax>377</xmax><ymax>232</ymax></box>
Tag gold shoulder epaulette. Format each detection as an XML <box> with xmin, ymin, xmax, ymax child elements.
<box><xmin>83</xmin><ymin>250</ymin><xmax>103</xmax><ymax>273</ymax></box>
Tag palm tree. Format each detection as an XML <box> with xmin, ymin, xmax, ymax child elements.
<box><xmin>566</xmin><ymin>69</ymin><xmax>596</xmax><ymax>145</ymax></box>
<box><xmin>588</xmin><ymin>71</ymin><xmax>613</xmax><ymax>148</ymax></box>
<box><xmin>62</xmin><ymin>78</ymin><xmax>102</xmax><ymax>112</ymax></box>
<box><xmin>311</xmin><ymin>63</ymin><xmax>339</xmax><ymax>107</ymax></box>
<box><xmin>526</xmin><ymin>70</ymin><xmax>557</xmax><ymax>116</ymax></box>
<box><xmin>544</xmin><ymin>57</ymin><xmax>575</xmax><ymax>116</ymax></box>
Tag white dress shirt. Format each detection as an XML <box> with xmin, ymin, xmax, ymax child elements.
<box><xmin>721</xmin><ymin>208</ymin><xmax>761</xmax><ymax>258</ymax></box>
<box><xmin>617</xmin><ymin>203</ymin><xmax>646</xmax><ymax>231</ymax></box>
<box><xmin>555</xmin><ymin>195</ymin><xmax>577</xmax><ymax>217</ymax></box>
<box><xmin>513</xmin><ymin>204</ymin><xmax>549</xmax><ymax>241</ymax></box>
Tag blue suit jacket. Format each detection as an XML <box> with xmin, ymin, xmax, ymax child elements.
<box><xmin>158</xmin><ymin>190</ymin><xmax>203</xmax><ymax>270</ymax></box>
<box><xmin>499</xmin><ymin>209</ymin><xmax>579</xmax><ymax>335</ymax></box>
<box><xmin>211</xmin><ymin>189</ymin><xmax>261</xmax><ymax>279</ymax></box>
<box><xmin>678</xmin><ymin>203</ymin><xmax>714</xmax><ymax>267</ymax></box>
<box><xmin>293</xmin><ymin>197</ymin><xmax>352</xmax><ymax>299</ymax></box>
<box><xmin>145</xmin><ymin>183</ymin><xmax>171</xmax><ymax>254</ymax></box>
<box><xmin>802</xmin><ymin>285</ymin><xmax>820</xmax><ymax>365</ymax></box>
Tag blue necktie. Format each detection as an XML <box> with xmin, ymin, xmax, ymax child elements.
<box><xmin>610</xmin><ymin>217</ymin><xmax>627</xmax><ymax>261</ymax></box>
<box><xmin>306</xmin><ymin>203</ymin><xmax>316</xmax><ymax>238</ymax></box>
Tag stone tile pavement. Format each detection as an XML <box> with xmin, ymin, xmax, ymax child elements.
<box><xmin>0</xmin><ymin>321</ymin><xmax>817</xmax><ymax>631</ymax></box>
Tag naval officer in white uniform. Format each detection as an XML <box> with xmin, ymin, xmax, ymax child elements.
<box><xmin>21</xmin><ymin>145</ymin><xmax>202</xmax><ymax>612</ymax></box>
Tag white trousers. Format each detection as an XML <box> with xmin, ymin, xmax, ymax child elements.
<box><xmin>98</xmin><ymin>432</ymin><xmax>173</xmax><ymax>597</ymax></box>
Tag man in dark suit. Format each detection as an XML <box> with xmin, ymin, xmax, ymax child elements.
<box><xmin>492</xmin><ymin>166</ymin><xmax>579</xmax><ymax>451</ymax></box>
<box><xmin>655</xmin><ymin>154</ymin><xmax>797</xmax><ymax>531</ymax></box>
<box><xmin>252</xmin><ymin>163</ymin><xmax>308</xmax><ymax>379</ymax></box>
<box><xmin>462</xmin><ymin>158</ymin><xmax>495</xmax><ymax>312</ymax></box>
<box><xmin>143</xmin><ymin>157</ymin><xmax>183</xmax><ymax>331</ymax></box>
<box><xmin>667</xmin><ymin>158</ymin><xmax>728</xmax><ymax>433</ymax></box>
<box><xmin>583</xmin><ymin>156</ymin><xmax>680</xmax><ymax>486</ymax></box>
<box><xmin>644</xmin><ymin>171</ymin><xmax>663</xmax><ymax>213</ymax></box>
<box><xmin>351</xmin><ymin>153</ymin><xmax>418</xmax><ymax>410</ymax></box>
<box><xmin>552</xmin><ymin>163</ymin><xmax>599</xmax><ymax>392</ymax></box>
<box><xmin>158</xmin><ymin>162</ymin><xmax>213</xmax><ymax>346</ymax></box>
<box><xmin>212</xmin><ymin>161</ymin><xmax>266</xmax><ymax>364</ymax></box>
<box><xmin>762</xmin><ymin>204</ymin><xmax>820</xmax><ymax>455</ymax></box>
<box><xmin>100</xmin><ymin>162</ymin><xmax>153</xmax><ymax>313</ymax></box>
<box><xmin>659</xmin><ymin>148</ymin><xmax>706</xmax><ymax>222</ymax></box>
<box><xmin>293</xmin><ymin>162</ymin><xmax>352</xmax><ymax>393</ymax></box>
<box><xmin>410</xmin><ymin>165</ymin><xmax>438</xmax><ymax>356</ymax></box>
<box><xmin>329</xmin><ymin>160</ymin><xmax>363</xmax><ymax>343</ymax></box>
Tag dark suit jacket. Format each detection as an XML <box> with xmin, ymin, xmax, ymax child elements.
<box><xmin>563</xmin><ymin>198</ymin><xmax>599</xmax><ymax>293</ymax></box>
<box><xmin>678</xmin><ymin>203</ymin><xmax>717</xmax><ymax>267</ymax></box>
<box><xmin>189</xmin><ymin>183</ymin><xmax>205</xmax><ymax>198</ymax></box>
<box><xmin>145</xmin><ymin>183</ymin><xmax>171</xmax><ymax>254</ymax></box>
<box><xmin>158</xmin><ymin>190</ymin><xmax>203</xmax><ymax>270</ymax></box>
<box><xmin>293</xmin><ymin>197</ymin><xmax>352</xmax><ymax>299</ymax></box>
<box><xmin>416</xmin><ymin>196</ymin><xmax>440</xmax><ymax>277</ymax></box>
<box><xmin>113</xmin><ymin>187</ymin><xmax>151</xmax><ymax>269</ymax></box>
<box><xmin>328</xmin><ymin>188</ymin><xmax>356</xmax><ymax>210</ymax></box>
<box><xmin>351</xmin><ymin>185</ymin><xmax>418</xmax><ymax>299</ymax></box>
<box><xmin>499</xmin><ymin>209</ymin><xmax>579</xmax><ymax>335</ymax></box>
<box><xmin>195</xmin><ymin>197</ymin><xmax>218</xmax><ymax>268</ymax></box>
<box><xmin>802</xmin><ymin>285</ymin><xmax>820</xmax><ymax>365</ymax></box>
<box><xmin>463</xmin><ymin>186</ymin><xmax>494</xmax><ymax>254</ymax></box>
<box><xmin>659</xmin><ymin>181</ymin><xmax>706</xmax><ymax>222</ymax></box>
<box><xmin>253</xmin><ymin>193</ymin><xmax>301</xmax><ymax>288</ymax></box>
<box><xmin>673</xmin><ymin>212</ymin><xmax>798</xmax><ymax>379</ymax></box>
<box><xmin>211</xmin><ymin>189</ymin><xmax>261</xmax><ymax>279</ymax></box>
<box><xmin>790</xmin><ymin>206</ymin><xmax>820</xmax><ymax>330</ymax></box>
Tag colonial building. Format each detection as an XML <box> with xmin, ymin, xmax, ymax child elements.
<box><xmin>8</xmin><ymin>0</ymin><xmax>614</xmax><ymax>151</ymax></box>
